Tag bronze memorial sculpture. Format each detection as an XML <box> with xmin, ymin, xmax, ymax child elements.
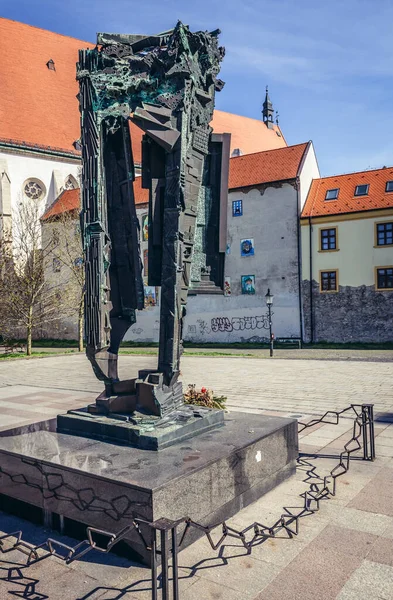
<box><xmin>58</xmin><ymin>22</ymin><xmax>231</xmax><ymax>447</ymax></box>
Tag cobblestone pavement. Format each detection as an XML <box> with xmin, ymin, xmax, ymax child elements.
<box><xmin>0</xmin><ymin>353</ymin><xmax>392</xmax><ymax>431</ymax></box>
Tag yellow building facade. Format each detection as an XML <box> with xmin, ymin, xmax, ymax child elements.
<box><xmin>301</xmin><ymin>168</ymin><xmax>393</xmax><ymax>343</ymax></box>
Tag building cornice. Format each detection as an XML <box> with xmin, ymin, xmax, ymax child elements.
<box><xmin>300</xmin><ymin>207</ymin><xmax>393</xmax><ymax>225</ymax></box>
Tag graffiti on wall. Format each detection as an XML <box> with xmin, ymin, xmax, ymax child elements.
<box><xmin>211</xmin><ymin>314</ymin><xmax>270</xmax><ymax>333</ymax></box>
<box><xmin>197</xmin><ymin>318</ymin><xmax>211</xmax><ymax>335</ymax></box>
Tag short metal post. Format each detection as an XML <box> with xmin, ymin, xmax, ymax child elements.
<box><xmin>161</xmin><ymin>529</ymin><xmax>170</xmax><ymax>600</ymax></box>
<box><xmin>172</xmin><ymin>527</ymin><xmax>179</xmax><ymax>600</ymax></box>
<box><xmin>151</xmin><ymin>528</ymin><xmax>158</xmax><ymax>600</ymax></box>
<box><xmin>361</xmin><ymin>404</ymin><xmax>375</xmax><ymax>461</ymax></box>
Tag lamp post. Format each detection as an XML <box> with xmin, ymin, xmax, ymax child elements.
<box><xmin>265</xmin><ymin>288</ymin><xmax>274</xmax><ymax>357</ymax></box>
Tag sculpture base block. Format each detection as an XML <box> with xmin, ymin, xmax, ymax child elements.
<box><xmin>0</xmin><ymin>412</ymin><xmax>298</xmax><ymax>565</ymax></box>
<box><xmin>57</xmin><ymin>405</ymin><xmax>225</xmax><ymax>450</ymax></box>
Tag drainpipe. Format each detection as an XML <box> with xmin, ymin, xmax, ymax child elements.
<box><xmin>308</xmin><ymin>216</ymin><xmax>314</xmax><ymax>343</ymax></box>
<box><xmin>296</xmin><ymin>177</ymin><xmax>304</xmax><ymax>345</ymax></box>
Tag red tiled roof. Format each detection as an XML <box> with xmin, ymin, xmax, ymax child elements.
<box><xmin>41</xmin><ymin>188</ymin><xmax>80</xmax><ymax>221</ymax></box>
<box><xmin>211</xmin><ymin>110</ymin><xmax>286</xmax><ymax>155</ymax></box>
<box><xmin>0</xmin><ymin>18</ymin><xmax>287</xmax><ymax>160</ymax></box>
<box><xmin>229</xmin><ymin>142</ymin><xmax>309</xmax><ymax>190</ymax></box>
<box><xmin>41</xmin><ymin>178</ymin><xmax>149</xmax><ymax>221</ymax></box>
<box><xmin>302</xmin><ymin>167</ymin><xmax>393</xmax><ymax>218</ymax></box>
<box><xmin>0</xmin><ymin>18</ymin><xmax>94</xmax><ymax>156</ymax></box>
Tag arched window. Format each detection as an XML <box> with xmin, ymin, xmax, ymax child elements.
<box><xmin>64</xmin><ymin>174</ymin><xmax>78</xmax><ymax>190</ymax></box>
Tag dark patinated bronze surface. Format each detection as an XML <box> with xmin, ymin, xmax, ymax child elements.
<box><xmin>75</xmin><ymin>22</ymin><xmax>229</xmax><ymax>426</ymax></box>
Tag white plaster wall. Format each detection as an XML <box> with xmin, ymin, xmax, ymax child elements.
<box><xmin>301</xmin><ymin>212</ymin><xmax>393</xmax><ymax>286</ymax></box>
<box><xmin>184</xmin><ymin>182</ymin><xmax>301</xmax><ymax>342</ymax></box>
<box><xmin>0</xmin><ymin>150</ymin><xmax>79</xmax><ymax>217</ymax></box>
<box><xmin>299</xmin><ymin>142</ymin><xmax>320</xmax><ymax>209</ymax></box>
<box><xmin>126</xmin><ymin>183</ymin><xmax>302</xmax><ymax>343</ymax></box>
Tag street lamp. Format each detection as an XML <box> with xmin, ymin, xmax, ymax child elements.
<box><xmin>265</xmin><ymin>288</ymin><xmax>274</xmax><ymax>357</ymax></box>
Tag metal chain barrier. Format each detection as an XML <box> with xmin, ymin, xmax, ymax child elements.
<box><xmin>0</xmin><ymin>403</ymin><xmax>375</xmax><ymax>600</ymax></box>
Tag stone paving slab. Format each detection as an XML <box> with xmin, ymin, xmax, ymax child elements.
<box><xmin>0</xmin><ymin>354</ymin><xmax>392</xmax><ymax>432</ymax></box>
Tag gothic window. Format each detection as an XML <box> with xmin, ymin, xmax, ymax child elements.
<box><xmin>23</xmin><ymin>178</ymin><xmax>46</xmax><ymax>201</ymax></box>
<box><xmin>64</xmin><ymin>175</ymin><xmax>78</xmax><ymax>190</ymax></box>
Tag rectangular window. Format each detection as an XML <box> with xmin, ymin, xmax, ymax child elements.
<box><xmin>325</xmin><ymin>188</ymin><xmax>339</xmax><ymax>200</ymax></box>
<box><xmin>232</xmin><ymin>200</ymin><xmax>243</xmax><ymax>217</ymax></box>
<box><xmin>354</xmin><ymin>184</ymin><xmax>369</xmax><ymax>196</ymax></box>
<box><xmin>386</xmin><ymin>181</ymin><xmax>393</xmax><ymax>192</ymax></box>
<box><xmin>320</xmin><ymin>227</ymin><xmax>337</xmax><ymax>251</ymax></box>
<box><xmin>376</xmin><ymin>267</ymin><xmax>393</xmax><ymax>290</ymax></box>
<box><xmin>320</xmin><ymin>270</ymin><xmax>338</xmax><ymax>292</ymax></box>
<box><xmin>376</xmin><ymin>222</ymin><xmax>393</xmax><ymax>246</ymax></box>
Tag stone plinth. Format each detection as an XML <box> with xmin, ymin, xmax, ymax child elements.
<box><xmin>57</xmin><ymin>404</ymin><xmax>225</xmax><ymax>450</ymax></box>
<box><xmin>0</xmin><ymin>412</ymin><xmax>298</xmax><ymax>564</ymax></box>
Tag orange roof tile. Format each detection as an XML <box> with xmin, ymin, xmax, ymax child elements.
<box><xmin>41</xmin><ymin>188</ymin><xmax>80</xmax><ymax>221</ymax></box>
<box><xmin>211</xmin><ymin>110</ymin><xmax>287</xmax><ymax>155</ymax></box>
<box><xmin>0</xmin><ymin>18</ymin><xmax>287</xmax><ymax>160</ymax></box>
<box><xmin>41</xmin><ymin>177</ymin><xmax>149</xmax><ymax>221</ymax></box>
<box><xmin>229</xmin><ymin>142</ymin><xmax>309</xmax><ymax>190</ymax></box>
<box><xmin>0</xmin><ymin>18</ymin><xmax>94</xmax><ymax>156</ymax></box>
<box><xmin>302</xmin><ymin>167</ymin><xmax>393</xmax><ymax>218</ymax></box>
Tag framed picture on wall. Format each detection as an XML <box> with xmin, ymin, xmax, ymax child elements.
<box><xmin>240</xmin><ymin>238</ymin><xmax>254</xmax><ymax>257</ymax></box>
<box><xmin>232</xmin><ymin>199</ymin><xmax>243</xmax><ymax>217</ymax></box>
<box><xmin>241</xmin><ymin>275</ymin><xmax>255</xmax><ymax>294</ymax></box>
<box><xmin>144</xmin><ymin>286</ymin><xmax>157</xmax><ymax>307</ymax></box>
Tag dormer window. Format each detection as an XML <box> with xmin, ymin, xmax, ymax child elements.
<box><xmin>46</xmin><ymin>59</ymin><xmax>55</xmax><ymax>71</ymax></box>
<box><xmin>325</xmin><ymin>188</ymin><xmax>339</xmax><ymax>200</ymax></box>
<box><xmin>386</xmin><ymin>181</ymin><xmax>393</xmax><ymax>192</ymax></box>
<box><xmin>354</xmin><ymin>184</ymin><xmax>369</xmax><ymax>196</ymax></box>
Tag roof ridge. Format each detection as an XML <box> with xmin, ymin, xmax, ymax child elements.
<box><xmin>0</xmin><ymin>16</ymin><xmax>92</xmax><ymax>46</ymax></box>
<box><xmin>214</xmin><ymin>108</ymin><xmax>279</xmax><ymax>126</ymax></box>
<box><xmin>318</xmin><ymin>165</ymin><xmax>393</xmax><ymax>181</ymax></box>
<box><xmin>230</xmin><ymin>141</ymin><xmax>308</xmax><ymax>161</ymax></box>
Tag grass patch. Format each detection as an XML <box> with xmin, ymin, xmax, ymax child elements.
<box><xmin>0</xmin><ymin>350</ymin><xmax>77</xmax><ymax>360</ymax></box>
<box><xmin>118</xmin><ymin>349</ymin><xmax>254</xmax><ymax>357</ymax></box>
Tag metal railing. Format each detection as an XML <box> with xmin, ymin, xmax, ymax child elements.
<box><xmin>0</xmin><ymin>403</ymin><xmax>376</xmax><ymax>599</ymax></box>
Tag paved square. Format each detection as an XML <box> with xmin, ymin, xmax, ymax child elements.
<box><xmin>0</xmin><ymin>352</ymin><xmax>392</xmax><ymax>599</ymax></box>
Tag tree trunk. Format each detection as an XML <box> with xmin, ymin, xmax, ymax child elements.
<box><xmin>78</xmin><ymin>294</ymin><xmax>84</xmax><ymax>352</ymax></box>
<box><xmin>27</xmin><ymin>306</ymin><xmax>33</xmax><ymax>356</ymax></box>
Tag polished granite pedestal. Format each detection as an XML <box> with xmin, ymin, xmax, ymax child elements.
<box><xmin>0</xmin><ymin>413</ymin><xmax>298</xmax><ymax>564</ymax></box>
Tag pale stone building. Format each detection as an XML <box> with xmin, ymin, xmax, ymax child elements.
<box><xmin>301</xmin><ymin>167</ymin><xmax>393</xmax><ymax>342</ymax></box>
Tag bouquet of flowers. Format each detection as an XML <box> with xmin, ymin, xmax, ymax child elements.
<box><xmin>184</xmin><ymin>384</ymin><xmax>227</xmax><ymax>410</ymax></box>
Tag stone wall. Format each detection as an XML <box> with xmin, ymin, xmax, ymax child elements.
<box><xmin>302</xmin><ymin>280</ymin><xmax>393</xmax><ymax>343</ymax></box>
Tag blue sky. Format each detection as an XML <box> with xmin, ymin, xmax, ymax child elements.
<box><xmin>2</xmin><ymin>0</ymin><xmax>393</xmax><ymax>176</ymax></box>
